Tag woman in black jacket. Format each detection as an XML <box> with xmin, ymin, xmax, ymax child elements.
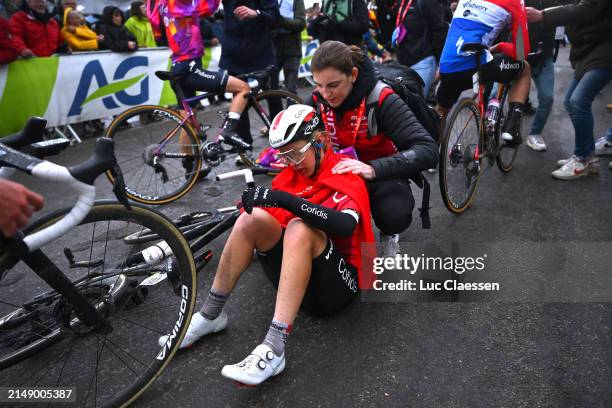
<box><xmin>527</xmin><ymin>0</ymin><xmax>612</xmax><ymax>180</ymax></box>
<box><xmin>98</xmin><ymin>6</ymin><xmax>138</xmax><ymax>52</ymax></box>
<box><xmin>395</xmin><ymin>0</ymin><xmax>448</xmax><ymax>97</ymax></box>
<box><xmin>307</xmin><ymin>40</ymin><xmax>438</xmax><ymax>256</ymax></box>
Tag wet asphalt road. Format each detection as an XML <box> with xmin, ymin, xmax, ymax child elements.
<box><xmin>5</xmin><ymin>47</ymin><xmax>612</xmax><ymax>407</ymax></box>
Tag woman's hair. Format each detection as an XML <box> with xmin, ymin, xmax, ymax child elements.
<box><xmin>130</xmin><ymin>1</ymin><xmax>145</xmax><ymax>19</ymax></box>
<box><xmin>67</xmin><ymin>9</ymin><xmax>84</xmax><ymax>25</ymax></box>
<box><xmin>311</xmin><ymin>41</ymin><xmax>364</xmax><ymax>76</ymax></box>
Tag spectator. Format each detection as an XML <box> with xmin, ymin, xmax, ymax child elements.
<box><xmin>0</xmin><ymin>15</ymin><xmax>18</xmax><ymax>63</ymax></box>
<box><xmin>524</xmin><ymin>0</ymin><xmax>560</xmax><ymax>152</ymax></box>
<box><xmin>10</xmin><ymin>0</ymin><xmax>64</xmax><ymax>58</ymax></box>
<box><xmin>309</xmin><ymin>0</ymin><xmax>369</xmax><ymax>46</ymax></box>
<box><xmin>220</xmin><ymin>0</ymin><xmax>281</xmax><ymax>145</ymax></box>
<box><xmin>1</xmin><ymin>0</ymin><xmax>21</xmax><ymax>19</ymax></box>
<box><xmin>374</xmin><ymin>0</ymin><xmax>395</xmax><ymax>50</ymax></box>
<box><xmin>124</xmin><ymin>1</ymin><xmax>156</xmax><ymax>48</ymax></box>
<box><xmin>61</xmin><ymin>8</ymin><xmax>102</xmax><ymax>51</ymax></box>
<box><xmin>394</xmin><ymin>0</ymin><xmax>447</xmax><ymax>97</ymax></box>
<box><xmin>526</xmin><ymin>0</ymin><xmax>612</xmax><ymax>180</ymax></box>
<box><xmin>98</xmin><ymin>6</ymin><xmax>138</xmax><ymax>52</ymax></box>
<box><xmin>200</xmin><ymin>16</ymin><xmax>220</xmax><ymax>48</ymax></box>
<box><xmin>52</xmin><ymin>0</ymin><xmax>77</xmax><ymax>27</ymax></box>
<box><xmin>271</xmin><ymin>0</ymin><xmax>306</xmax><ymax>99</ymax></box>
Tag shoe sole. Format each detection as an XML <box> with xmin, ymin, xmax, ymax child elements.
<box><xmin>526</xmin><ymin>141</ymin><xmax>546</xmax><ymax>152</ymax></box>
<box><xmin>556</xmin><ymin>161</ymin><xmax>599</xmax><ymax>174</ymax></box>
<box><xmin>552</xmin><ymin>169</ymin><xmax>593</xmax><ymax>180</ymax></box>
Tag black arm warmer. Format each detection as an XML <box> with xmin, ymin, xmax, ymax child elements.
<box><xmin>280</xmin><ymin>194</ymin><xmax>358</xmax><ymax>237</ymax></box>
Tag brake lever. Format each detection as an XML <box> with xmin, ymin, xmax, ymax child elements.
<box><xmin>110</xmin><ymin>163</ymin><xmax>132</xmax><ymax>210</ymax></box>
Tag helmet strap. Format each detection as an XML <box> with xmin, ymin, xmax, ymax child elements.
<box><xmin>311</xmin><ymin>139</ymin><xmax>322</xmax><ymax>175</ymax></box>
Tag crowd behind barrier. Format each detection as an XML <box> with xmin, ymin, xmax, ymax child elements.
<box><xmin>0</xmin><ymin>40</ymin><xmax>320</xmax><ymax>137</ymax></box>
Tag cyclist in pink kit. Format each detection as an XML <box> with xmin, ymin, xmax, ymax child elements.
<box><xmin>148</xmin><ymin>0</ymin><xmax>250</xmax><ymax>143</ymax></box>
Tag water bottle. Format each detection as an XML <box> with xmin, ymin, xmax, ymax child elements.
<box><xmin>485</xmin><ymin>98</ymin><xmax>500</xmax><ymax>134</ymax></box>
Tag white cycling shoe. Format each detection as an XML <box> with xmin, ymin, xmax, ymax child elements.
<box><xmin>158</xmin><ymin>310</ymin><xmax>227</xmax><ymax>349</ymax></box>
<box><xmin>221</xmin><ymin>344</ymin><xmax>286</xmax><ymax>386</ymax></box>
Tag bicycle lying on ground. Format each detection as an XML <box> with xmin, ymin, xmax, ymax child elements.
<box><xmin>105</xmin><ymin>66</ymin><xmax>302</xmax><ymax>205</ymax></box>
<box><xmin>0</xmin><ymin>118</ymin><xmax>202</xmax><ymax>407</ymax></box>
<box><xmin>438</xmin><ymin>43</ymin><xmax>519</xmax><ymax>214</ymax></box>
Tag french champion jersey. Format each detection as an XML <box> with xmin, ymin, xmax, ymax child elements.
<box><xmin>439</xmin><ymin>0</ymin><xmax>530</xmax><ymax>74</ymax></box>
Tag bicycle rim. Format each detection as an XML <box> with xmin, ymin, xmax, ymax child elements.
<box><xmin>439</xmin><ymin>98</ymin><xmax>483</xmax><ymax>213</ymax></box>
<box><xmin>105</xmin><ymin>105</ymin><xmax>202</xmax><ymax>205</ymax></box>
<box><xmin>0</xmin><ymin>202</ymin><xmax>197</xmax><ymax>408</ymax></box>
<box><xmin>495</xmin><ymin>98</ymin><xmax>519</xmax><ymax>172</ymax></box>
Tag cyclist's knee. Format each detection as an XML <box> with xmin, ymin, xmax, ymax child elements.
<box><xmin>236</xmin><ymin>208</ymin><xmax>276</xmax><ymax>236</ymax></box>
<box><xmin>284</xmin><ymin>219</ymin><xmax>326</xmax><ymax>256</ymax></box>
<box><xmin>227</xmin><ymin>76</ymin><xmax>250</xmax><ymax>94</ymax></box>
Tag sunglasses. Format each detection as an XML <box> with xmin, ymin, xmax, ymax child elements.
<box><xmin>275</xmin><ymin>143</ymin><xmax>312</xmax><ymax>166</ymax></box>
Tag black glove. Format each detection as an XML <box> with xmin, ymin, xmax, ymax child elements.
<box><xmin>241</xmin><ymin>186</ymin><xmax>291</xmax><ymax>214</ymax></box>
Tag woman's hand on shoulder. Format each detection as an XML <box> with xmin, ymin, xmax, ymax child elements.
<box><xmin>332</xmin><ymin>158</ymin><xmax>376</xmax><ymax>180</ymax></box>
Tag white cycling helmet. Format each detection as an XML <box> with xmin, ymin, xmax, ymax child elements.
<box><xmin>269</xmin><ymin>104</ymin><xmax>324</xmax><ymax>149</ymax></box>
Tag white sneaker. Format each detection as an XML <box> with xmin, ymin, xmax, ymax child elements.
<box><xmin>556</xmin><ymin>155</ymin><xmax>599</xmax><ymax>174</ymax></box>
<box><xmin>594</xmin><ymin>137</ymin><xmax>612</xmax><ymax>156</ymax></box>
<box><xmin>158</xmin><ymin>310</ymin><xmax>227</xmax><ymax>349</ymax></box>
<box><xmin>551</xmin><ymin>157</ymin><xmax>597</xmax><ymax>180</ymax></box>
<box><xmin>526</xmin><ymin>135</ymin><xmax>546</xmax><ymax>151</ymax></box>
<box><xmin>380</xmin><ymin>233</ymin><xmax>400</xmax><ymax>258</ymax></box>
<box><xmin>221</xmin><ymin>344</ymin><xmax>285</xmax><ymax>386</ymax></box>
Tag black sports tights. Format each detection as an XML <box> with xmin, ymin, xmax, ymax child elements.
<box><xmin>367</xmin><ymin>179</ymin><xmax>414</xmax><ymax>235</ymax></box>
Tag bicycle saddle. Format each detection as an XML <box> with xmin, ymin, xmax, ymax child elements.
<box><xmin>155</xmin><ymin>71</ymin><xmax>188</xmax><ymax>81</ymax></box>
<box><xmin>461</xmin><ymin>43</ymin><xmax>487</xmax><ymax>55</ymax></box>
<box><xmin>236</xmin><ymin>65</ymin><xmax>276</xmax><ymax>83</ymax></box>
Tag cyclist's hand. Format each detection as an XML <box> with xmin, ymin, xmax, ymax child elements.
<box><xmin>0</xmin><ymin>179</ymin><xmax>44</xmax><ymax>238</ymax></box>
<box><xmin>332</xmin><ymin>158</ymin><xmax>376</xmax><ymax>180</ymax></box>
<box><xmin>241</xmin><ymin>186</ymin><xmax>289</xmax><ymax>214</ymax></box>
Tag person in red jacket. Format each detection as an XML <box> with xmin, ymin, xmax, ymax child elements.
<box><xmin>9</xmin><ymin>0</ymin><xmax>63</xmax><ymax>58</ymax></box>
<box><xmin>0</xmin><ymin>16</ymin><xmax>18</xmax><ymax>63</ymax></box>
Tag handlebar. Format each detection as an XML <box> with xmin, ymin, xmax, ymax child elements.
<box><xmin>215</xmin><ymin>168</ymin><xmax>255</xmax><ymax>187</ymax></box>
<box><xmin>1</xmin><ymin>117</ymin><xmax>46</xmax><ymax>150</ymax></box>
<box><xmin>0</xmin><ymin>137</ymin><xmax>129</xmax><ymax>256</ymax></box>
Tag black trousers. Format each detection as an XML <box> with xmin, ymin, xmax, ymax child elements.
<box><xmin>367</xmin><ymin>179</ymin><xmax>415</xmax><ymax>235</ymax></box>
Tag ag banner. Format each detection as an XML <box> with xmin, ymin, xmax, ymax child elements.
<box><xmin>0</xmin><ymin>47</ymin><xmax>221</xmax><ymax>137</ymax></box>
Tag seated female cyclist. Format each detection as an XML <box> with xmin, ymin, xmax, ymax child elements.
<box><xmin>159</xmin><ymin>104</ymin><xmax>375</xmax><ymax>386</ymax></box>
<box><xmin>148</xmin><ymin>0</ymin><xmax>251</xmax><ymax>174</ymax></box>
<box><xmin>308</xmin><ymin>40</ymin><xmax>438</xmax><ymax>256</ymax></box>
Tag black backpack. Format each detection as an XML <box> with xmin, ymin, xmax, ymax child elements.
<box><xmin>366</xmin><ymin>62</ymin><xmax>440</xmax><ymax>229</ymax></box>
<box><xmin>370</xmin><ymin>61</ymin><xmax>441</xmax><ymax>143</ymax></box>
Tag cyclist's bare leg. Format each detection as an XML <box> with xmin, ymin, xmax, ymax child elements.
<box><xmin>210</xmin><ymin>209</ymin><xmax>282</xmax><ymax>293</ymax></box>
<box><xmin>272</xmin><ymin>218</ymin><xmax>326</xmax><ymax>325</ymax></box>
<box><xmin>177</xmin><ymin>109</ymin><xmax>193</xmax><ymax>155</ymax></box>
<box><xmin>508</xmin><ymin>61</ymin><xmax>531</xmax><ymax>104</ymax></box>
<box><xmin>225</xmin><ymin>76</ymin><xmax>250</xmax><ymax>115</ymax></box>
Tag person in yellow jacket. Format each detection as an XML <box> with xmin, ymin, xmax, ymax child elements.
<box><xmin>124</xmin><ymin>1</ymin><xmax>156</xmax><ymax>48</ymax></box>
<box><xmin>61</xmin><ymin>8</ymin><xmax>103</xmax><ymax>51</ymax></box>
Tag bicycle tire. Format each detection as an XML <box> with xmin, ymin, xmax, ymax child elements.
<box><xmin>438</xmin><ymin>98</ymin><xmax>484</xmax><ymax>214</ymax></box>
<box><xmin>495</xmin><ymin>97</ymin><xmax>519</xmax><ymax>173</ymax></box>
<box><xmin>0</xmin><ymin>201</ymin><xmax>197</xmax><ymax>408</ymax></box>
<box><xmin>105</xmin><ymin>105</ymin><xmax>202</xmax><ymax>205</ymax></box>
<box><xmin>238</xmin><ymin>90</ymin><xmax>303</xmax><ymax>173</ymax></box>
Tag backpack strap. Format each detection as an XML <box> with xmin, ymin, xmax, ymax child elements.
<box><xmin>366</xmin><ymin>80</ymin><xmax>393</xmax><ymax>137</ymax></box>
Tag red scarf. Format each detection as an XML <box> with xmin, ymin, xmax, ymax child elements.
<box><xmin>266</xmin><ymin>151</ymin><xmax>377</xmax><ymax>289</ymax></box>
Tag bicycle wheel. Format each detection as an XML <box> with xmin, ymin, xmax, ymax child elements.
<box><xmin>105</xmin><ymin>105</ymin><xmax>202</xmax><ymax>205</ymax></box>
<box><xmin>239</xmin><ymin>90</ymin><xmax>303</xmax><ymax>170</ymax></box>
<box><xmin>496</xmin><ymin>97</ymin><xmax>519</xmax><ymax>173</ymax></box>
<box><xmin>438</xmin><ymin>98</ymin><xmax>484</xmax><ymax>214</ymax></box>
<box><xmin>0</xmin><ymin>201</ymin><xmax>197</xmax><ymax>408</ymax></box>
